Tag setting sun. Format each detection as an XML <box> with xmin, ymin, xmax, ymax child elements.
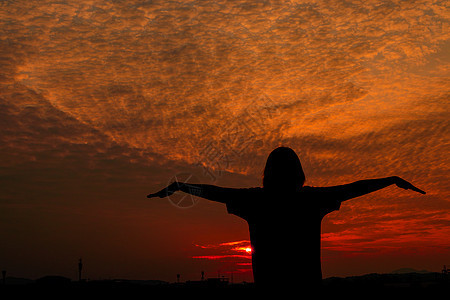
<box><xmin>228</xmin><ymin>244</ymin><xmax>253</xmax><ymax>255</ymax></box>
<box><xmin>236</xmin><ymin>246</ymin><xmax>252</xmax><ymax>254</ymax></box>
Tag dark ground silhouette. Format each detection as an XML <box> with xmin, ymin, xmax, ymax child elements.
<box><xmin>1</xmin><ymin>272</ymin><xmax>448</xmax><ymax>297</ymax></box>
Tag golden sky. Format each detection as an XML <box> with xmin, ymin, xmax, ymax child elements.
<box><xmin>0</xmin><ymin>0</ymin><xmax>449</xmax><ymax>282</ymax></box>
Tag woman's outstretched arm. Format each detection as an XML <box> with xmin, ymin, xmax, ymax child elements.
<box><xmin>319</xmin><ymin>176</ymin><xmax>425</xmax><ymax>203</ymax></box>
<box><xmin>147</xmin><ymin>182</ymin><xmax>246</xmax><ymax>204</ymax></box>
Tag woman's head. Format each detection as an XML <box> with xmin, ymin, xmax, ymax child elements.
<box><xmin>262</xmin><ymin>146</ymin><xmax>305</xmax><ymax>193</ymax></box>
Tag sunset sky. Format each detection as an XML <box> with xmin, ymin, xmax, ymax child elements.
<box><xmin>0</xmin><ymin>0</ymin><xmax>449</xmax><ymax>283</ymax></box>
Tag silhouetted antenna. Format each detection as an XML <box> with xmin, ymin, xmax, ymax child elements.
<box><xmin>201</xmin><ymin>270</ymin><xmax>205</xmax><ymax>281</ymax></box>
<box><xmin>78</xmin><ymin>258</ymin><xmax>83</xmax><ymax>282</ymax></box>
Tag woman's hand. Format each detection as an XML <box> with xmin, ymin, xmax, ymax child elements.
<box><xmin>393</xmin><ymin>176</ymin><xmax>426</xmax><ymax>194</ymax></box>
<box><xmin>147</xmin><ymin>181</ymin><xmax>181</xmax><ymax>198</ymax></box>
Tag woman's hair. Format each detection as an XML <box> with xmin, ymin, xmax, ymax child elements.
<box><xmin>262</xmin><ymin>146</ymin><xmax>305</xmax><ymax>193</ymax></box>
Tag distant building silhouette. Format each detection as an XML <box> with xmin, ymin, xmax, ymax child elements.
<box><xmin>78</xmin><ymin>258</ymin><xmax>83</xmax><ymax>282</ymax></box>
<box><xmin>36</xmin><ymin>275</ymin><xmax>71</xmax><ymax>286</ymax></box>
<box><xmin>186</xmin><ymin>275</ymin><xmax>229</xmax><ymax>288</ymax></box>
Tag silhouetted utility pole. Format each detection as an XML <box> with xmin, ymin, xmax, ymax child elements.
<box><xmin>78</xmin><ymin>259</ymin><xmax>83</xmax><ymax>282</ymax></box>
<box><xmin>201</xmin><ymin>271</ymin><xmax>205</xmax><ymax>281</ymax></box>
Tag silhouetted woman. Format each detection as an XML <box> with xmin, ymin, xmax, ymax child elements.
<box><xmin>147</xmin><ymin>146</ymin><xmax>425</xmax><ymax>291</ymax></box>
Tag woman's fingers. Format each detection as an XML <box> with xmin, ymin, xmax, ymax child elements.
<box><xmin>401</xmin><ymin>181</ymin><xmax>426</xmax><ymax>194</ymax></box>
<box><xmin>396</xmin><ymin>178</ymin><xmax>426</xmax><ymax>194</ymax></box>
<box><xmin>147</xmin><ymin>185</ymin><xmax>179</xmax><ymax>198</ymax></box>
<box><xmin>409</xmin><ymin>184</ymin><xmax>426</xmax><ymax>194</ymax></box>
<box><xmin>147</xmin><ymin>188</ymin><xmax>170</xmax><ymax>198</ymax></box>
<box><xmin>404</xmin><ymin>181</ymin><xmax>426</xmax><ymax>194</ymax></box>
